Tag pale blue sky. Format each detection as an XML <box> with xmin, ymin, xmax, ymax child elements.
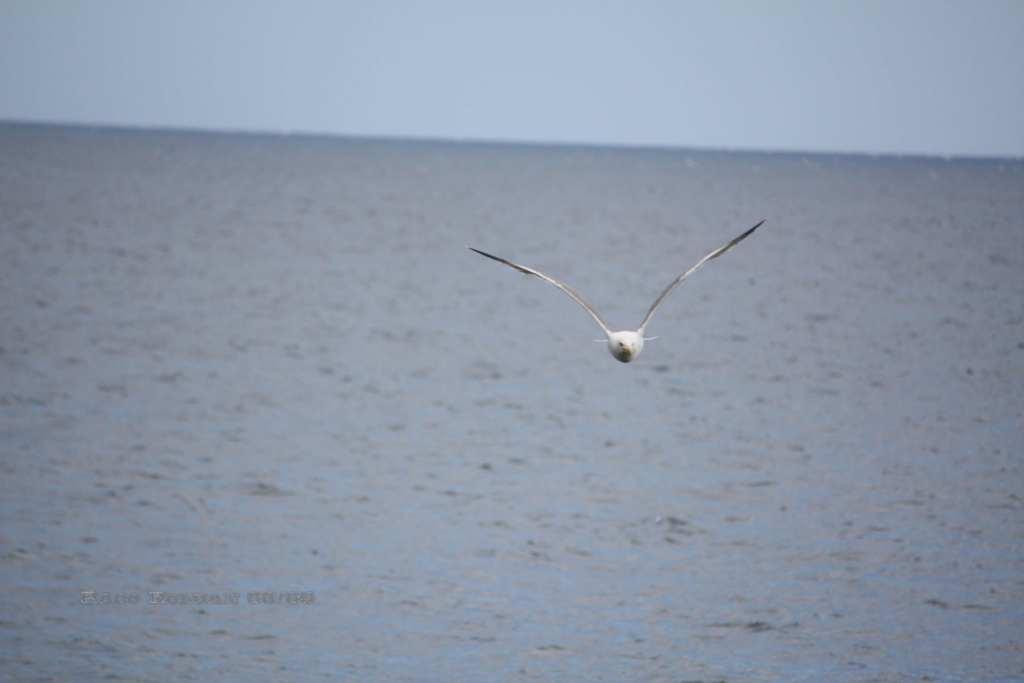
<box><xmin>1</xmin><ymin>1</ymin><xmax>1022</xmax><ymax>157</ymax></box>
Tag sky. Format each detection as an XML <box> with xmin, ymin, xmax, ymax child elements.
<box><xmin>1</xmin><ymin>1</ymin><xmax>1022</xmax><ymax>158</ymax></box>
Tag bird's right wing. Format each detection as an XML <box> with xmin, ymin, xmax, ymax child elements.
<box><xmin>637</xmin><ymin>219</ymin><xmax>764</xmax><ymax>333</ymax></box>
<box><xmin>468</xmin><ymin>247</ymin><xmax>612</xmax><ymax>337</ymax></box>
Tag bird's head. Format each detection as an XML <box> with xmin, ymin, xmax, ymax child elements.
<box><xmin>607</xmin><ymin>331</ymin><xmax>644</xmax><ymax>363</ymax></box>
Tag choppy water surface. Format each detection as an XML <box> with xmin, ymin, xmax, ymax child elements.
<box><xmin>1</xmin><ymin>124</ymin><xmax>1022</xmax><ymax>681</ymax></box>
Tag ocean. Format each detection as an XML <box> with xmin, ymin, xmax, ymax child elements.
<box><xmin>1</xmin><ymin>123</ymin><xmax>1022</xmax><ymax>681</ymax></box>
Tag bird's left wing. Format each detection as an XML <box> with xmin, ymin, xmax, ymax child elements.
<box><xmin>637</xmin><ymin>219</ymin><xmax>764</xmax><ymax>333</ymax></box>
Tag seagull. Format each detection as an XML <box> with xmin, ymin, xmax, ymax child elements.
<box><xmin>468</xmin><ymin>219</ymin><xmax>763</xmax><ymax>363</ymax></box>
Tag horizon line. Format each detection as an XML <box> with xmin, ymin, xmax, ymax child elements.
<box><xmin>2</xmin><ymin>117</ymin><xmax>1021</xmax><ymax>164</ymax></box>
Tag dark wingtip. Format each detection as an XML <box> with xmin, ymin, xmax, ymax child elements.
<box><xmin>737</xmin><ymin>219</ymin><xmax>765</xmax><ymax>242</ymax></box>
<box><xmin>468</xmin><ymin>246</ymin><xmax>497</xmax><ymax>260</ymax></box>
<box><xmin>467</xmin><ymin>246</ymin><xmax>528</xmax><ymax>273</ymax></box>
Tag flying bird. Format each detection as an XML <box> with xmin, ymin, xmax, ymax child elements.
<box><xmin>468</xmin><ymin>219</ymin><xmax>763</xmax><ymax>363</ymax></box>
